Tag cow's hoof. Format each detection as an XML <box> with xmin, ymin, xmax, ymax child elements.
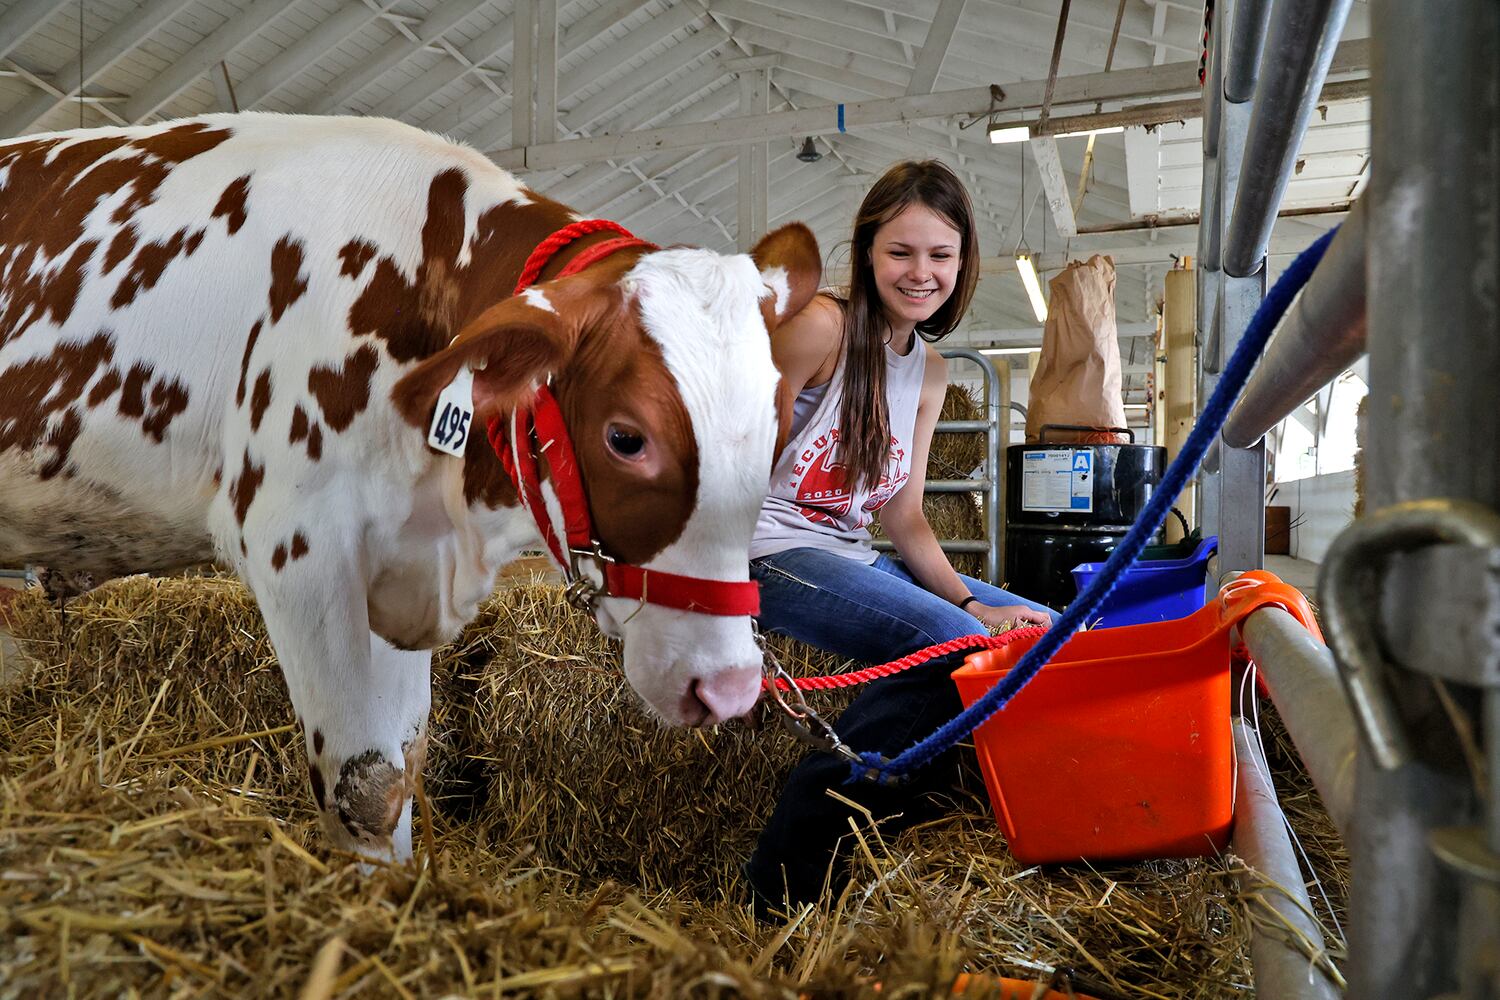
<box><xmin>319</xmin><ymin>750</ymin><xmax>414</xmax><ymax>863</ymax></box>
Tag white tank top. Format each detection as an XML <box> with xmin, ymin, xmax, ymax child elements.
<box><xmin>751</xmin><ymin>336</ymin><xmax>928</xmax><ymax>563</ymax></box>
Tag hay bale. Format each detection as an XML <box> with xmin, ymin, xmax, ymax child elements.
<box><xmin>0</xmin><ymin>576</ymin><xmax>1349</xmax><ymax>997</ymax></box>
<box><xmin>429</xmin><ymin>583</ymin><xmax>857</xmax><ymax>897</ymax></box>
<box><xmin>930</xmin><ymin>383</ymin><xmax>987</xmax><ymax>480</ymax></box>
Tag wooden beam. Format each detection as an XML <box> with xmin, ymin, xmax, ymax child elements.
<box><xmin>1029</xmin><ymin>136</ymin><xmax>1078</xmax><ymax>238</ymax></box>
<box><xmin>906</xmin><ymin>0</ymin><xmax>967</xmax><ymax>96</ymax></box>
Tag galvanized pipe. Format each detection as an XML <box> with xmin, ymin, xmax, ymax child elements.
<box><xmin>1221</xmin><ymin>197</ymin><xmax>1366</xmax><ymax>449</ymax></box>
<box><xmin>1224</xmin><ymin>0</ymin><xmax>1274</xmax><ymax>102</ymax></box>
<box><xmin>1223</xmin><ymin>0</ymin><xmax>1355</xmax><ymax>277</ymax></box>
<box><xmin>1202</xmin><ymin>6</ymin><xmax>1223</xmax><ymax>160</ymax></box>
<box><xmin>1230</xmin><ymin>718</ymin><xmax>1345</xmax><ymax>1000</ymax></box>
<box><xmin>1239</xmin><ymin>607</ymin><xmax>1356</xmax><ymax>834</ymax></box>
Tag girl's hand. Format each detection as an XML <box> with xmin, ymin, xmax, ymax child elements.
<box><xmin>969</xmin><ymin>602</ymin><xmax>1053</xmax><ymax>632</ymax></box>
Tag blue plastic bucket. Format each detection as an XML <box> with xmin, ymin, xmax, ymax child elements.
<box><xmin>1070</xmin><ymin>535</ymin><xmax>1219</xmax><ymax>628</ymax></box>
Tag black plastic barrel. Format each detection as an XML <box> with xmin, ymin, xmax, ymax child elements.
<box><xmin>1003</xmin><ymin>430</ymin><xmax>1168</xmax><ymax>610</ymax></box>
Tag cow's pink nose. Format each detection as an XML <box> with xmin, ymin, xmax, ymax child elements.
<box><xmin>688</xmin><ymin>668</ymin><xmax>761</xmax><ymax>725</ymax></box>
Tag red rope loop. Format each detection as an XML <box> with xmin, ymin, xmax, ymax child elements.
<box><xmin>514</xmin><ymin>219</ymin><xmax>635</xmax><ymax>296</ymax></box>
<box><xmin>765</xmin><ymin>626</ymin><xmax>1048</xmax><ymax>692</ymax></box>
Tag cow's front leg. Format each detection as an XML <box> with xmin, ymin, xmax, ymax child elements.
<box><xmin>252</xmin><ymin>571</ymin><xmax>431</xmax><ymax>862</ymax></box>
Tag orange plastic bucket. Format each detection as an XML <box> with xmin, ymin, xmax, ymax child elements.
<box><xmin>951</xmin><ymin>572</ymin><xmax>1319</xmax><ymax>864</ymax></box>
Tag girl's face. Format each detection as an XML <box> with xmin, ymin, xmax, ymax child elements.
<box><xmin>869</xmin><ymin>202</ymin><xmax>963</xmax><ymax>334</ymax></box>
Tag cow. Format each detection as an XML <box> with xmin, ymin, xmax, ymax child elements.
<box><xmin>0</xmin><ymin>113</ymin><xmax>820</xmax><ymax>861</ymax></box>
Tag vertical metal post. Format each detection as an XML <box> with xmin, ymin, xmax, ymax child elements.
<box><xmin>1211</xmin><ymin>0</ymin><xmax>1265</xmax><ymax>575</ymax></box>
<box><xmin>1196</xmin><ymin>3</ymin><xmax>1225</xmax><ymax>547</ymax></box>
<box><xmin>736</xmin><ymin>69</ymin><xmax>769</xmax><ymax>251</ymax></box>
<box><xmin>1354</xmin><ymin>1</ymin><xmax>1500</xmax><ymax>997</ymax></box>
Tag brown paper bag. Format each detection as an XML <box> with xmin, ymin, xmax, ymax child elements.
<box><xmin>1025</xmin><ymin>254</ymin><xmax>1128</xmax><ymax>444</ymax></box>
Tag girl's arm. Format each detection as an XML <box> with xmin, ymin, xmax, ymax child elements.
<box><xmin>769</xmin><ymin>293</ymin><xmax>843</xmax><ymax>456</ymax></box>
<box><xmin>879</xmin><ymin>346</ymin><xmax>1051</xmax><ymax>629</ymax></box>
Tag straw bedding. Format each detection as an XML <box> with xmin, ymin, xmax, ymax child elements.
<box><xmin>0</xmin><ymin>574</ymin><xmax>1347</xmax><ymax>998</ymax></box>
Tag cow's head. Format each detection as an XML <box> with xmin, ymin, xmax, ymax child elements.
<box><xmin>395</xmin><ymin>224</ymin><xmax>820</xmax><ymax>726</ymax></box>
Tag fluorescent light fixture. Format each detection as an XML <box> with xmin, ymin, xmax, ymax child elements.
<box><xmin>979</xmin><ymin>346</ymin><xmax>1041</xmax><ymax>356</ymax></box>
<box><xmin>1123</xmin><ymin>404</ymin><xmax>1151</xmax><ymax>410</ymax></box>
<box><xmin>989</xmin><ymin>124</ymin><xmax>1124</xmax><ymax>144</ymax></box>
<box><xmin>1015</xmin><ymin>253</ymin><xmax>1048</xmax><ymax>322</ymax></box>
<box><xmin>1055</xmin><ymin>125</ymin><xmax>1125</xmax><ymax>139</ymax></box>
<box><xmin>988</xmin><ymin>124</ymin><xmax>1030</xmax><ymax>144</ymax></box>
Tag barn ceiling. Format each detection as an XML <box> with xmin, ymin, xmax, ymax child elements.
<box><xmin>0</xmin><ymin>0</ymin><xmax>1371</xmax><ymax>395</ymax></box>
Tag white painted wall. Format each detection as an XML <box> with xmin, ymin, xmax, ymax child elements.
<box><xmin>1274</xmin><ymin>469</ymin><xmax>1357</xmax><ymax>563</ymax></box>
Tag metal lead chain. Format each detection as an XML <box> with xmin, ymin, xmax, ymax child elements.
<box><xmin>754</xmin><ymin>625</ymin><xmax>862</xmax><ymax>764</ymax></box>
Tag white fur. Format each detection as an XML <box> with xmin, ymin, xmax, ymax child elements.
<box><xmin>759</xmin><ymin>265</ymin><xmax>790</xmax><ymax>319</ymax></box>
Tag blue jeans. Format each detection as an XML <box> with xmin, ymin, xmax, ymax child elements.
<box><xmin>751</xmin><ymin>548</ymin><xmax>1057</xmax><ymax>661</ymax></box>
<box><xmin>745</xmin><ymin>547</ymin><xmax>1059</xmax><ymax>917</ymax></box>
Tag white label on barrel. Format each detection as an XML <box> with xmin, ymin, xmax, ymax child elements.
<box><xmin>1021</xmin><ymin>449</ymin><xmax>1094</xmax><ymax>513</ymax></box>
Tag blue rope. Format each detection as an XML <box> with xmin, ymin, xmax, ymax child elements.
<box><xmin>851</xmin><ymin>226</ymin><xmax>1340</xmax><ymax>785</ymax></box>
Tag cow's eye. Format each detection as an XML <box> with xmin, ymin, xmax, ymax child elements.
<box><xmin>606</xmin><ymin>423</ymin><xmax>646</xmax><ymax>459</ymax></box>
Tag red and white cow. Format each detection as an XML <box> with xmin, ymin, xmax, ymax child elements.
<box><xmin>0</xmin><ymin>113</ymin><xmax>820</xmax><ymax>860</ymax></box>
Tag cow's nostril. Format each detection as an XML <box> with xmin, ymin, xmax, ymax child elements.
<box><xmin>679</xmin><ymin>679</ymin><xmax>711</xmax><ymax>727</ymax></box>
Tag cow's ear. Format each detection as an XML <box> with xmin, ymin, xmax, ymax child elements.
<box><xmin>392</xmin><ymin>296</ymin><xmax>575</xmax><ymax>430</ymax></box>
<box><xmin>750</xmin><ymin>222</ymin><xmax>821</xmax><ymax>332</ymax></box>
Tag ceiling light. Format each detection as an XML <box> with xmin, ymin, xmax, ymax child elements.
<box><xmin>1054</xmin><ymin>125</ymin><xmax>1125</xmax><ymax>140</ymax></box>
<box><xmin>988</xmin><ymin>124</ymin><xmax>1030</xmax><ymax>144</ymax></box>
<box><xmin>1015</xmin><ymin>253</ymin><xmax>1048</xmax><ymax>323</ymax></box>
<box><xmin>979</xmin><ymin>346</ymin><xmax>1040</xmax><ymax>355</ymax></box>
<box><xmin>796</xmin><ymin>137</ymin><xmax>822</xmax><ymax>162</ymax></box>
<box><xmin>1123</xmin><ymin>404</ymin><xmax>1151</xmax><ymax>410</ymax></box>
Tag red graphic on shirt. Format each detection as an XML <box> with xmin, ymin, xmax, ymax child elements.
<box><xmin>790</xmin><ymin>427</ymin><xmax>907</xmax><ymax>529</ymax></box>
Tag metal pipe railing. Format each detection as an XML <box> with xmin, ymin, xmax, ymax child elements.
<box><xmin>1239</xmin><ymin>607</ymin><xmax>1357</xmax><ymax>834</ymax></box>
<box><xmin>1221</xmin><ymin>197</ymin><xmax>1367</xmax><ymax>449</ymax></box>
<box><xmin>1224</xmin><ymin>0</ymin><xmax>1274</xmax><ymax>102</ymax></box>
<box><xmin>1223</xmin><ymin>0</ymin><xmax>1356</xmax><ymax>277</ymax></box>
<box><xmin>1231</xmin><ymin>718</ymin><xmax>1346</xmax><ymax>1000</ymax></box>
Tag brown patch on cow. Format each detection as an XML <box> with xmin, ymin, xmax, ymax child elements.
<box><xmin>184</xmin><ymin>229</ymin><xmax>204</xmax><ymax>256</ymax></box>
<box><xmin>307</xmin><ymin>345</ymin><xmax>379</xmax><ymax>432</ymax></box>
<box><xmin>212</xmin><ymin>466</ymin><xmax>222</xmax><ymax>487</ymax></box>
<box><xmin>268</xmin><ymin>236</ymin><xmax>308</xmax><ymax>324</ymax></box>
<box><xmin>313</xmin><ymin>729</ymin><xmax>325</xmax><ymax>755</ymax></box>
<box><xmin>290</xmin><ymin>533</ymin><xmax>309</xmax><ymax>561</ymax></box>
<box><xmin>0</xmin><ymin>124</ymin><xmax>229</xmax><ymax>346</ymax></box>
<box><xmin>37</xmin><ymin>408</ymin><xmax>83</xmax><ymax>479</ymax></box>
<box><xmin>249</xmin><ymin>370</ymin><xmax>273</xmax><ymax>431</ymax></box>
<box><xmin>228</xmin><ymin>449</ymin><xmax>264</xmax><ymax>525</ymax></box>
<box><xmin>212</xmin><ymin>175</ymin><xmax>250</xmax><ymax>235</ymax></box>
<box><xmin>102</xmin><ymin>226</ymin><xmax>137</xmax><ymax>274</ymax></box>
<box><xmin>307</xmin><ymin>424</ymin><xmax>323</xmax><ymax>460</ymax></box>
<box><xmin>332</xmin><ymin>749</ymin><xmax>404</xmax><ymax>841</ymax></box>
<box><xmin>117</xmin><ymin>362</ymin><xmax>150</xmax><ymax>418</ymax></box>
<box><xmin>271</xmin><ymin>544</ymin><xmax>287</xmax><ymax>571</ymax></box>
<box><xmin>112</xmin><ymin>227</ymin><xmax>192</xmax><ymax>309</ymax></box>
<box><xmin>236</xmin><ymin>320</ymin><xmax>263</xmax><ymax>407</ymax></box>
<box><xmin>141</xmin><ymin>376</ymin><xmax>189</xmax><ymax>441</ymax></box>
<box><xmin>555</xmin><ymin>314</ymin><xmax>699</xmax><ymax>566</ymax></box>
<box><xmin>308</xmin><ymin>764</ymin><xmax>327</xmax><ymax>810</ymax></box>
<box><xmin>289</xmin><ymin>405</ymin><xmax>308</xmax><ymax>442</ymax></box>
<box><xmin>338</xmin><ymin>239</ymin><xmax>376</xmax><ymax>279</ymax></box>
<box><xmin>0</xmin><ymin>332</ymin><xmax>112</xmax><ymax>473</ymax></box>
<box><xmin>87</xmin><ymin>367</ymin><xmax>122</xmax><ymax>406</ymax></box>
<box><xmin>131</xmin><ymin>121</ymin><xmax>233</xmax><ymax>164</ymax></box>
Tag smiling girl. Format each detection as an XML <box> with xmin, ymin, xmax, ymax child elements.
<box><xmin>745</xmin><ymin>160</ymin><xmax>1059</xmax><ymax>916</ymax></box>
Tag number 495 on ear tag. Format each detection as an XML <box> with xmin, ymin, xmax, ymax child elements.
<box><xmin>427</xmin><ymin>368</ymin><xmax>475</xmax><ymax>457</ymax></box>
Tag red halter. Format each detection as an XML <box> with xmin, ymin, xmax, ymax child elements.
<box><xmin>486</xmin><ymin>219</ymin><xmax>762</xmax><ymax>617</ymax></box>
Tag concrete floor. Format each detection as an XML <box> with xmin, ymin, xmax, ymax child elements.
<box><xmin>1263</xmin><ymin>554</ymin><xmax>1320</xmax><ymax>597</ymax></box>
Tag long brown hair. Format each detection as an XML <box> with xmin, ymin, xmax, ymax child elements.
<box><xmin>835</xmin><ymin>160</ymin><xmax>979</xmax><ymax>493</ymax></box>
